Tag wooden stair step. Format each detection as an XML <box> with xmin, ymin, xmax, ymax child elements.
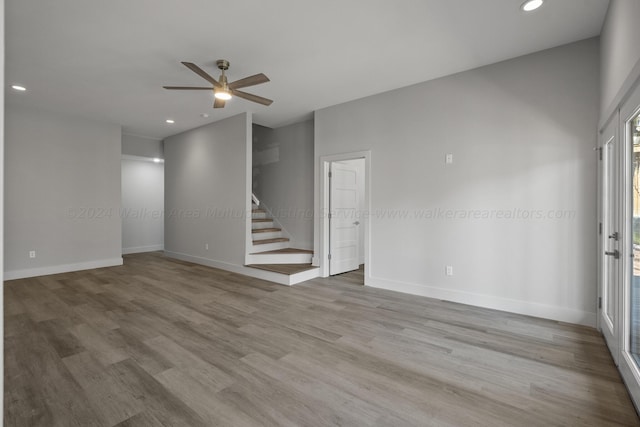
<box><xmin>246</xmin><ymin>264</ymin><xmax>318</xmax><ymax>275</ymax></box>
<box><xmin>250</xmin><ymin>248</ymin><xmax>313</xmax><ymax>255</ymax></box>
<box><xmin>252</xmin><ymin>218</ymin><xmax>273</xmax><ymax>223</ymax></box>
<box><xmin>252</xmin><ymin>228</ymin><xmax>281</xmax><ymax>234</ymax></box>
<box><xmin>253</xmin><ymin>237</ymin><xmax>289</xmax><ymax>245</ymax></box>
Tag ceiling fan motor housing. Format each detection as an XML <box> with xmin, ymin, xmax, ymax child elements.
<box><xmin>217</xmin><ymin>60</ymin><xmax>230</xmax><ymax>89</ymax></box>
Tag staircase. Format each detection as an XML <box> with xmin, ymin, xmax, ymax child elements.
<box><xmin>245</xmin><ymin>200</ymin><xmax>318</xmax><ymax>285</ymax></box>
<box><xmin>250</xmin><ymin>205</ymin><xmax>291</xmax><ymax>252</ymax></box>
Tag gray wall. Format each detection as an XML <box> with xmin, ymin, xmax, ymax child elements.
<box><xmin>252</xmin><ymin>124</ymin><xmax>272</xmax><ymax>194</ymax></box>
<box><xmin>314</xmin><ymin>38</ymin><xmax>599</xmax><ymax>325</ymax></box>
<box><xmin>253</xmin><ymin>120</ymin><xmax>314</xmax><ymax>249</ymax></box>
<box><xmin>5</xmin><ymin>104</ymin><xmax>123</xmax><ymax>279</ymax></box>
<box><xmin>164</xmin><ymin>113</ymin><xmax>251</xmax><ymax>268</ymax></box>
<box><xmin>600</xmin><ymin>0</ymin><xmax>640</xmax><ymax>119</ymax></box>
<box><xmin>121</xmin><ymin>159</ymin><xmax>164</xmax><ymax>254</ymax></box>
<box><xmin>122</xmin><ymin>133</ymin><xmax>164</xmax><ymax>159</ymax></box>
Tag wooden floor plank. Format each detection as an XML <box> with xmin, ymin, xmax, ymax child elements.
<box><xmin>109</xmin><ymin>358</ymin><xmax>209</xmax><ymax>427</ymax></box>
<box><xmin>62</xmin><ymin>351</ymin><xmax>144</xmax><ymax>426</ymax></box>
<box><xmin>144</xmin><ymin>335</ymin><xmax>235</xmax><ymax>392</ymax></box>
<box><xmin>5</xmin><ymin>328</ymin><xmax>104</xmax><ymax>427</ymax></box>
<box><xmin>4</xmin><ymin>251</ymin><xmax>639</xmax><ymax>426</ymax></box>
<box><xmin>153</xmin><ymin>367</ymin><xmax>258</xmax><ymax>426</ymax></box>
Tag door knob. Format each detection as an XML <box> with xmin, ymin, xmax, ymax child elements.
<box><xmin>605</xmin><ymin>250</ymin><xmax>620</xmax><ymax>259</ymax></box>
<box><xmin>609</xmin><ymin>232</ymin><xmax>619</xmax><ymax>241</ymax></box>
<box><xmin>353</xmin><ymin>221</ymin><xmax>360</xmax><ymax>225</ymax></box>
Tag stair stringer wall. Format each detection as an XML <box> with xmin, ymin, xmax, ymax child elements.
<box><xmin>252</xmin><ymin>121</ymin><xmax>314</xmax><ymax>251</ymax></box>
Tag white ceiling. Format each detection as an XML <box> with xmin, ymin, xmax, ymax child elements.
<box><xmin>5</xmin><ymin>0</ymin><xmax>609</xmax><ymax>139</ymax></box>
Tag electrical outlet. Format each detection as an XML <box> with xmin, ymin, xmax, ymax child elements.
<box><xmin>446</xmin><ymin>265</ymin><xmax>453</xmax><ymax>276</ymax></box>
<box><xmin>445</xmin><ymin>154</ymin><xmax>453</xmax><ymax>164</ymax></box>
<box><xmin>29</xmin><ymin>250</ymin><xmax>36</xmax><ymax>259</ymax></box>
<box><xmin>205</xmin><ymin>243</ymin><xmax>209</xmax><ymax>250</ymax></box>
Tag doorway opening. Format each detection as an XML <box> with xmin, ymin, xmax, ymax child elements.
<box><xmin>121</xmin><ymin>155</ymin><xmax>165</xmax><ymax>257</ymax></box>
<box><xmin>319</xmin><ymin>151</ymin><xmax>370</xmax><ymax>284</ymax></box>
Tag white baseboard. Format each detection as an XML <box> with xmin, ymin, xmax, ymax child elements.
<box><xmin>4</xmin><ymin>258</ymin><xmax>124</xmax><ymax>281</ymax></box>
<box><xmin>366</xmin><ymin>276</ymin><xmax>597</xmax><ymax>327</ymax></box>
<box><xmin>288</xmin><ymin>267</ymin><xmax>320</xmax><ymax>285</ymax></box>
<box><xmin>164</xmin><ymin>250</ymin><xmax>256</xmax><ymax>276</ymax></box>
<box><xmin>122</xmin><ymin>244</ymin><xmax>164</xmax><ymax>255</ymax></box>
<box><xmin>165</xmin><ymin>250</ymin><xmax>293</xmax><ymax>285</ymax></box>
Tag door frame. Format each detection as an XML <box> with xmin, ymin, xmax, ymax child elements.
<box><xmin>618</xmin><ymin>84</ymin><xmax>640</xmax><ymax>409</ymax></box>
<box><xmin>598</xmin><ymin>115</ymin><xmax>620</xmax><ymax>365</ymax></box>
<box><xmin>318</xmin><ymin>150</ymin><xmax>371</xmax><ymax>278</ymax></box>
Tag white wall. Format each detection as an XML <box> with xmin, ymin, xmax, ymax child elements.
<box><xmin>122</xmin><ymin>133</ymin><xmax>163</xmax><ymax>159</ymax></box>
<box><xmin>252</xmin><ymin>120</ymin><xmax>314</xmax><ymax>249</ymax></box>
<box><xmin>4</xmin><ymin>104</ymin><xmax>123</xmax><ymax>279</ymax></box>
<box><xmin>252</xmin><ymin>124</ymin><xmax>272</xmax><ymax>194</ymax></box>
<box><xmin>315</xmin><ymin>38</ymin><xmax>599</xmax><ymax>326</ymax></box>
<box><xmin>121</xmin><ymin>159</ymin><xmax>164</xmax><ymax>254</ymax></box>
<box><xmin>600</xmin><ymin>0</ymin><xmax>640</xmax><ymax>121</ymax></box>
<box><xmin>164</xmin><ymin>113</ymin><xmax>251</xmax><ymax>270</ymax></box>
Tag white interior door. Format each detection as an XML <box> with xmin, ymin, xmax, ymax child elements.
<box><xmin>601</xmin><ymin>118</ymin><xmax>620</xmax><ymax>365</ymax></box>
<box><xmin>329</xmin><ymin>162</ymin><xmax>360</xmax><ymax>275</ymax></box>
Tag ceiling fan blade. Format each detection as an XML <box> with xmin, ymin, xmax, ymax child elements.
<box><xmin>181</xmin><ymin>62</ymin><xmax>221</xmax><ymax>88</ymax></box>
<box><xmin>231</xmin><ymin>89</ymin><xmax>273</xmax><ymax>106</ymax></box>
<box><xmin>228</xmin><ymin>73</ymin><xmax>270</xmax><ymax>90</ymax></box>
<box><xmin>213</xmin><ymin>98</ymin><xmax>226</xmax><ymax>108</ymax></box>
<box><xmin>163</xmin><ymin>86</ymin><xmax>212</xmax><ymax>90</ymax></box>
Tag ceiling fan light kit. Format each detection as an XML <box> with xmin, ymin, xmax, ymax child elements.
<box><xmin>214</xmin><ymin>90</ymin><xmax>232</xmax><ymax>100</ymax></box>
<box><xmin>521</xmin><ymin>0</ymin><xmax>544</xmax><ymax>12</ymax></box>
<box><xmin>213</xmin><ymin>60</ymin><xmax>232</xmax><ymax>100</ymax></box>
<box><xmin>163</xmin><ymin>59</ymin><xmax>273</xmax><ymax>109</ymax></box>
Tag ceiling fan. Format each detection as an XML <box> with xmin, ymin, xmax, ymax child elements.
<box><xmin>163</xmin><ymin>59</ymin><xmax>273</xmax><ymax>109</ymax></box>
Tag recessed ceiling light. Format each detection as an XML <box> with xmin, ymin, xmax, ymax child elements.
<box><xmin>521</xmin><ymin>0</ymin><xmax>544</xmax><ymax>12</ymax></box>
<box><xmin>153</xmin><ymin>158</ymin><xmax>161</xmax><ymax>163</ymax></box>
<box><xmin>11</xmin><ymin>85</ymin><xmax>26</xmax><ymax>91</ymax></box>
<box><xmin>200</xmin><ymin>113</ymin><xmax>209</xmax><ymax>118</ymax></box>
<box><xmin>165</xmin><ymin>119</ymin><xmax>175</xmax><ymax>124</ymax></box>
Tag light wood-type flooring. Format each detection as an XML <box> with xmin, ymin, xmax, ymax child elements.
<box><xmin>5</xmin><ymin>252</ymin><xmax>640</xmax><ymax>426</ymax></box>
